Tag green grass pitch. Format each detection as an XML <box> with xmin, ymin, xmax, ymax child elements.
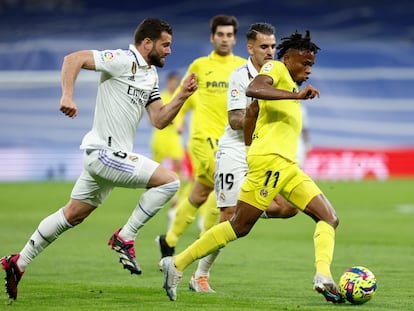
<box><xmin>1</xmin><ymin>179</ymin><xmax>413</xmax><ymax>310</ymax></box>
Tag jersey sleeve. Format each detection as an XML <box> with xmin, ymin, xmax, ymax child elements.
<box><xmin>227</xmin><ymin>68</ymin><xmax>248</xmax><ymax>111</ymax></box>
<box><xmin>92</xmin><ymin>49</ymin><xmax>130</xmax><ymax>77</ymax></box>
<box><xmin>260</xmin><ymin>61</ymin><xmax>281</xmax><ymax>85</ymax></box>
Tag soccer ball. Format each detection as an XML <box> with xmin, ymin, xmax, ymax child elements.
<box><xmin>339</xmin><ymin>266</ymin><xmax>377</xmax><ymax>304</ymax></box>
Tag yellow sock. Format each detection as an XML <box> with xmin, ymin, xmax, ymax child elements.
<box><xmin>166</xmin><ymin>198</ymin><xmax>198</xmax><ymax>247</ymax></box>
<box><xmin>178</xmin><ymin>180</ymin><xmax>193</xmax><ymax>201</ymax></box>
<box><xmin>175</xmin><ymin>220</ymin><xmax>237</xmax><ymax>271</ymax></box>
<box><xmin>314</xmin><ymin>221</ymin><xmax>335</xmax><ymax>277</ymax></box>
<box><xmin>200</xmin><ymin>192</ymin><xmax>219</xmax><ymax>235</ymax></box>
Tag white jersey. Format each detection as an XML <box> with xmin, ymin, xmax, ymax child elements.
<box><xmin>218</xmin><ymin>57</ymin><xmax>258</xmax><ymax>161</ymax></box>
<box><xmin>80</xmin><ymin>44</ymin><xmax>161</xmax><ymax>152</ymax></box>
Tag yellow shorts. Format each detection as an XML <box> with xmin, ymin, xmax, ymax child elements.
<box><xmin>151</xmin><ymin>124</ymin><xmax>184</xmax><ymax>163</ymax></box>
<box><xmin>239</xmin><ymin>154</ymin><xmax>322</xmax><ymax>211</ymax></box>
<box><xmin>188</xmin><ymin>136</ymin><xmax>219</xmax><ymax>188</ymax></box>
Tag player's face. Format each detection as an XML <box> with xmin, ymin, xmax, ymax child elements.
<box><xmin>211</xmin><ymin>25</ymin><xmax>236</xmax><ymax>56</ymax></box>
<box><xmin>284</xmin><ymin>49</ymin><xmax>315</xmax><ymax>85</ymax></box>
<box><xmin>149</xmin><ymin>31</ymin><xmax>172</xmax><ymax>68</ymax></box>
<box><xmin>247</xmin><ymin>33</ymin><xmax>276</xmax><ymax>70</ymax></box>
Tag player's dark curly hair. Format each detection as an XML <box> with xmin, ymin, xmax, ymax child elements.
<box><xmin>276</xmin><ymin>30</ymin><xmax>320</xmax><ymax>59</ymax></box>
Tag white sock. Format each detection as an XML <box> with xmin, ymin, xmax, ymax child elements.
<box><xmin>17</xmin><ymin>208</ymin><xmax>73</xmax><ymax>271</ymax></box>
<box><xmin>167</xmin><ymin>207</ymin><xmax>177</xmax><ymax>231</ymax></box>
<box><xmin>120</xmin><ymin>180</ymin><xmax>180</xmax><ymax>241</ymax></box>
<box><xmin>195</xmin><ymin>249</ymin><xmax>221</xmax><ymax>278</ymax></box>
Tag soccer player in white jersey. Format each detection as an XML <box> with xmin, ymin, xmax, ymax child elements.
<box><xmin>1</xmin><ymin>18</ymin><xmax>197</xmax><ymax>301</ymax></box>
<box><xmin>188</xmin><ymin>23</ymin><xmax>298</xmax><ymax>293</ymax></box>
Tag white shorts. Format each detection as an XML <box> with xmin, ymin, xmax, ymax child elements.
<box><xmin>71</xmin><ymin>149</ymin><xmax>159</xmax><ymax>206</ymax></box>
<box><xmin>214</xmin><ymin>150</ymin><xmax>247</xmax><ymax>208</ymax></box>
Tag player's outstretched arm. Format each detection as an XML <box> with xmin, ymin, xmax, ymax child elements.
<box><xmin>246</xmin><ymin>74</ymin><xmax>294</xmax><ymax>100</ymax></box>
<box><xmin>147</xmin><ymin>73</ymin><xmax>197</xmax><ymax>129</ymax></box>
<box><xmin>246</xmin><ymin>75</ymin><xmax>320</xmax><ymax>101</ymax></box>
<box><xmin>60</xmin><ymin>50</ymin><xmax>96</xmax><ymax>118</ymax></box>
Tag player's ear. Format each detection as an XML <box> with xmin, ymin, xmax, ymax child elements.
<box><xmin>283</xmin><ymin>52</ymin><xmax>290</xmax><ymax>65</ymax></box>
<box><xmin>246</xmin><ymin>43</ymin><xmax>253</xmax><ymax>56</ymax></box>
<box><xmin>143</xmin><ymin>38</ymin><xmax>154</xmax><ymax>52</ymax></box>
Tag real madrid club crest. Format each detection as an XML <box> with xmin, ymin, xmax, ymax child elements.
<box><xmin>128</xmin><ymin>155</ymin><xmax>139</xmax><ymax>162</ymax></box>
<box><xmin>129</xmin><ymin>62</ymin><xmax>137</xmax><ymax>81</ymax></box>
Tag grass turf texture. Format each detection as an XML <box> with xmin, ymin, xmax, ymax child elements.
<box><xmin>1</xmin><ymin>180</ymin><xmax>413</xmax><ymax>310</ymax></box>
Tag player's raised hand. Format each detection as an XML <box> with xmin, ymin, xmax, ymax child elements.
<box><xmin>298</xmin><ymin>84</ymin><xmax>320</xmax><ymax>100</ymax></box>
<box><xmin>182</xmin><ymin>73</ymin><xmax>198</xmax><ymax>96</ymax></box>
<box><xmin>59</xmin><ymin>96</ymin><xmax>78</xmax><ymax>118</ymax></box>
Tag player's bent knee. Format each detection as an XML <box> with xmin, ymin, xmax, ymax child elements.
<box><xmin>284</xmin><ymin>207</ymin><xmax>299</xmax><ymax>218</ymax></box>
<box><xmin>331</xmin><ymin>215</ymin><xmax>339</xmax><ymax>229</ymax></box>
<box><xmin>63</xmin><ymin>199</ymin><xmax>96</xmax><ymax>226</ymax></box>
<box><xmin>321</xmin><ymin>214</ymin><xmax>339</xmax><ymax>229</ymax></box>
<box><xmin>229</xmin><ymin>220</ymin><xmax>253</xmax><ymax>238</ymax></box>
<box><xmin>160</xmin><ymin>179</ymin><xmax>181</xmax><ymax>195</ymax></box>
<box><xmin>148</xmin><ymin>166</ymin><xmax>179</xmax><ymax>187</ymax></box>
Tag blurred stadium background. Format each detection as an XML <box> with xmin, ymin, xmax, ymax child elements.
<box><xmin>0</xmin><ymin>0</ymin><xmax>413</xmax><ymax>181</ymax></box>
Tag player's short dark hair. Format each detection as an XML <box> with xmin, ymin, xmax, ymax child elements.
<box><xmin>277</xmin><ymin>30</ymin><xmax>320</xmax><ymax>59</ymax></box>
<box><xmin>246</xmin><ymin>22</ymin><xmax>275</xmax><ymax>41</ymax></box>
<box><xmin>134</xmin><ymin>18</ymin><xmax>173</xmax><ymax>44</ymax></box>
<box><xmin>210</xmin><ymin>15</ymin><xmax>239</xmax><ymax>35</ymax></box>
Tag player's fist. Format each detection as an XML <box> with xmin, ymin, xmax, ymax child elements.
<box><xmin>60</xmin><ymin>96</ymin><xmax>78</xmax><ymax>118</ymax></box>
<box><xmin>298</xmin><ymin>85</ymin><xmax>320</xmax><ymax>100</ymax></box>
<box><xmin>183</xmin><ymin>73</ymin><xmax>198</xmax><ymax>94</ymax></box>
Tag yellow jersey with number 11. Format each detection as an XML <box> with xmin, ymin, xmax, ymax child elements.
<box><xmin>250</xmin><ymin>60</ymin><xmax>302</xmax><ymax>162</ymax></box>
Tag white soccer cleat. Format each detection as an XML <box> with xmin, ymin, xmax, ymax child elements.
<box><xmin>189</xmin><ymin>273</ymin><xmax>216</xmax><ymax>293</ymax></box>
<box><xmin>160</xmin><ymin>256</ymin><xmax>182</xmax><ymax>301</ymax></box>
<box><xmin>313</xmin><ymin>272</ymin><xmax>345</xmax><ymax>303</ymax></box>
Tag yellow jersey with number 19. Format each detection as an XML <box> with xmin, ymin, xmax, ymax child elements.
<box><xmin>250</xmin><ymin>60</ymin><xmax>302</xmax><ymax>162</ymax></box>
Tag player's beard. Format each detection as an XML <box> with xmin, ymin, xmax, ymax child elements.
<box><xmin>149</xmin><ymin>49</ymin><xmax>165</xmax><ymax>68</ymax></box>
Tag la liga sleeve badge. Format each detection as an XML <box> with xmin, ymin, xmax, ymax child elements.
<box><xmin>261</xmin><ymin>61</ymin><xmax>274</xmax><ymax>73</ymax></box>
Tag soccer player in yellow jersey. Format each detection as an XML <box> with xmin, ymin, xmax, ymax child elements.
<box><xmin>151</xmin><ymin>71</ymin><xmax>184</xmax><ymax>172</ymax></box>
<box><xmin>157</xmin><ymin>15</ymin><xmax>246</xmax><ymax>259</ymax></box>
<box><xmin>160</xmin><ymin>30</ymin><xmax>345</xmax><ymax>304</ymax></box>
<box><xmin>151</xmin><ymin>71</ymin><xmax>188</xmax><ymax>228</ymax></box>
<box><xmin>188</xmin><ymin>22</ymin><xmax>299</xmax><ymax>293</ymax></box>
